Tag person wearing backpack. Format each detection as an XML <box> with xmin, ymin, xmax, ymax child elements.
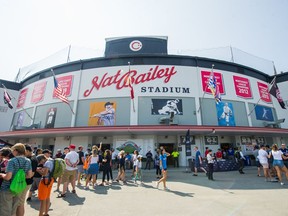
<box><xmin>235</xmin><ymin>147</ymin><xmax>245</xmax><ymax>174</ymax></box>
<box><xmin>0</xmin><ymin>143</ymin><xmax>32</xmax><ymax>216</ymax></box>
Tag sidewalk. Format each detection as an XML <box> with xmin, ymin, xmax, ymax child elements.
<box><xmin>25</xmin><ymin>167</ymin><xmax>288</xmax><ymax>216</ymax></box>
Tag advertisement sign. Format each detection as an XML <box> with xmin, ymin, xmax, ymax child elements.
<box><xmin>88</xmin><ymin>101</ymin><xmax>116</xmax><ymax>126</ymax></box>
<box><xmin>216</xmin><ymin>102</ymin><xmax>236</xmax><ymax>126</ymax></box>
<box><xmin>204</xmin><ymin>136</ymin><xmax>218</xmax><ymax>145</ymax></box>
<box><xmin>16</xmin><ymin>88</ymin><xmax>28</xmax><ymax>109</ymax></box>
<box><xmin>255</xmin><ymin>105</ymin><xmax>274</xmax><ymax>121</ymax></box>
<box><xmin>45</xmin><ymin>108</ymin><xmax>57</xmax><ymax>128</ymax></box>
<box><xmin>257</xmin><ymin>82</ymin><xmax>271</xmax><ymax>103</ymax></box>
<box><xmin>233</xmin><ymin>75</ymin><xmax>252</xmax><ymax>98</ymax></box>
<box><xmin>31</xmin><ymin>81</ymin><xmax>47</xmax><ymax>103</ymax></box>
<box><xmin>151</xmin><ymin>99</ymin><xmax>183</xmax><ymax>115</ymax></box>
<box><xmin>201</xmin><ymin>71</ymin><xmax>224</xmax><ymax>94</ymax></box>
<box><xmin>53</xmin><ymin>75</ymin><xmax>73</xmax><ymax>98</ymax></box>
<box><xmin>180</xmin><ymin>135</ymin><xmax>195</xmax><ymax>144</ymax></box>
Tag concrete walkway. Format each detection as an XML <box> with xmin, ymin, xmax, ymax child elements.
<box><xmin>25</xmin><ymin>167</ymin><xmax>288</xmax><ymax>216</ymax></box>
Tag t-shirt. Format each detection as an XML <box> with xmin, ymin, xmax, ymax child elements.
<box><xmin>171</xmin><ymin>151</ymin><xmax>180</xmax><ymax>158</ymax></box>
<box><xmin>43</xmin><ymin>159</ymin><xmax>54</xmax><ymax>178</ymax></box>
<box><xmin>272</xmin><ymin>150</ymin><xmax>283</xmax><ymax>161</ymax></box>
<box><xmin>258</xmin><ymin>149</ymin><xmax>268</xmax><ymax>164</ymax></box>
<box><xmin>160</xmin><ymin>153</ymin><xmax>168</xmax><ymax>170</ymax></box>
<box><xmin>135</xmin><ymin>160</ymin><xmax>142</xmax><ymax>169</ymax></box>
<box><xmin>78</xmin><ymin>151</ymin><xmax>84</xmax><ymax>165</ymax></box>
<box><xmin>0</xmin><ymin>156</ymin><xmax>32</xmax><ymax>191</ymax></box>
<box><xmin>65</xmin><ymin>151</ymin><xmax>79</xmax><ymax>171</ymax></box>
<box><xmin>26</xmin><ymin>155</ymin><xmax>38</xmax><ymax>185</ymax></box>
<box><xmin>195</xmin><ymin>151</ymin><xmax>201</xmax><ymax>162</ymax></box>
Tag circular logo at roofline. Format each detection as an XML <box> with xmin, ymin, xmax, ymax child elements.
<box><xmin>129</xmin><ymin>40</ymin><xmax>142</xmax><ymax>52</ymax></box>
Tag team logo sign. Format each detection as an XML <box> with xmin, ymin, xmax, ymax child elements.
<box><xmin>129</xmin><ymin>40</ymin><xmax>142</xmax><ymax>51</ymax></box>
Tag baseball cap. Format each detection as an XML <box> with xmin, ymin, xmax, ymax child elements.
<box><xmin>64</xmin><ymin>147</ymin><xmax>69</xmax><ymax>150</ymax></box>
<box><xmin>69</xmin><ymin>144</ymin><xmax>76</xmax><ymax>149</ymax></box>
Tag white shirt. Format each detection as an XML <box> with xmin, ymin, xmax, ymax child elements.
<box><xmin>272</xmin><ymin>150</ymin><xmax>283</xmax><ymax>160</ymax></box>
<box><xmin>65</xmin><ymin>150</ymin><xmax>79</xmax><ymax>171</ymax></box>
<box><xmin>258</xmin><ymin>149</ymin><xmax>268</xmax><ymax>164</ymax></box>
<box><xmin>135</xmin><ymin>160</ymin><xmax>142</xmax><ymax>169</ymax></box>
<box><xmin>207</xmin><ymin>154</ymin><xmax>214</xmax><ymax>164</ymax></box>
<box><xmin>90</xmin><ymin>155</ymin><xmax>99</xmax><ymax>164</ymax></box>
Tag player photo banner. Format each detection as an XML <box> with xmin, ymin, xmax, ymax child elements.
<box><xmin>216</xmin><ymin>102</ymin><xmax>235</xmax><ymax>126</ymax></box>
<box><xmin>31</xmin><ymin>81</ymin><xmax>47</xmax><ymax>104</ymax></box>
<box><xmin>45</xmin><ymin>108</ymin><xmax>57</xmax><ymax>128</ymax></box>
<box><xmin>88</xmin><ymin>101</ymin><xmax>116</xmax><ymax>126</ymax></box>
<box><xmin>151</xmin><ymin>99</ymin><xmax>183</xmax><ymax>115</ymax></box>
<box><xmin>233</xmin><ymin>76</ymin><xmax>252</xmax><ymax>98</ymax></box>
<box><xmin>257</xmin><ymin>82</ymin><xmax>271</xmax><ymax>103</ymax></box>
<box><xmin>201</xmin><ymin>71</ymin><xmax>225</xmax><ymax>94</ymax></box>
<box><xmin>255</xmin><ymin>105</ymin><xmax>274</xmax><ymax>121</ymax></box>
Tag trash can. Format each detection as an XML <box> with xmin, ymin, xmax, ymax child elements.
<box><xmin>188</xmin><ymin>159</ymin><xmax>194</xmax><ymax>171</ymax></box>
<box><xmin>244</xmin><ymin>156</ymin><xmax>251</xmax><ymax>166</ymax></box>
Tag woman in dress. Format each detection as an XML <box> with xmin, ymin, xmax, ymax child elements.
<box><xmin>156</xmin><ymin>147</ymin><xmax>170</xmax><ymax>190</ymax></box>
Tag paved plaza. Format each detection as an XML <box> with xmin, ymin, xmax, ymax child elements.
<box><xmin>25</xmin><ymin>167</ymin><xmax>287</xmax><ymax>216</ymax></box>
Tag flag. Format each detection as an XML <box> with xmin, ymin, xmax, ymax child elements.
<box><xmin>185</xmin><ymin>129</ymin><xmax>190</xmax><ymax>144</ymax></box>
<box><xmin>3</xmin><ymin>89</ymin><xmax>13</xmax><ymax>109</ymax></box>
<box><xmin>269</xmin><ymin>77</ymin><xmax>286</xmax><ymax>109</ymax></box>
<box><xmin>125</xmin><ymin>75</ymin><xmax>135</xmax><ymax>99</ymax></box>
<box><xmin>53</xmin><ymin>76</ymin><xmax>69</xmax><ymax>104</ymax></box>
<box><xmin>208</xmin><ymin>72</ymin><xmax>221</xmax><ymax>103</ymax></box>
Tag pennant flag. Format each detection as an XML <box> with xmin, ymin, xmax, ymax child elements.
<box><xmin>3</xmin><ymin>89</ymin><xmax>13</xmax><ymax>109</ymax></box>
<box><xmin>53</xmin><ymin>75</ymin><xmax>69</xmax><ymax>104</ymax></box>
<box><xmin>125</xmin><ymin>75</ymin><xmax>135</xmax><ymax>99</ymax></box>
<box><xmin>269</xmin><ymin>77</ymin><xmax>286</xmax><ymax>109</ymax></box>
<box><xmin>208</xmin><ymin>71</ymin><xmax>221</xmax><ymax>103</ymax></box>
<box><xmin>185</xmin><ymin>129</ymin><xmax>190</xmax><ymax>144</ymax></box>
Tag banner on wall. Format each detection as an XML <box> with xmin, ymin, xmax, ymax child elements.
<box><xmin>257</xmin><ymin>82</ymin><xmax>271</xmax><ymax>103</ymax></box>
<box><xmin>53</xmin><ymin>75</ymin><xmax>73</xmax><ymax>98</ymax></box>
<box><xmin>216</xmin><ymin>102</ymin><xmax>235</xmax><ymax>126</ymax></box>
<box><xmin>201</xmin><ymin>71</ymin><xmax>225</xmax><ymax>94</ymax></box>
<box><xmin>31</xmin><ymin>81</ymin><xmax>47</xmax><ymax>103</ymax></box>
<box><xmin>16</xmin><ymin>112</ymin><xmax>25</xmax><ymax>127</ymax></box>
<box><xmin>115</xmin><ymin>139</ymin><xmax>154</xmax><ymax>155</ymax></box>
<box><xmin>88</xmin><ymin>101</ymin><xmax>116</xmax><ymax>126</ymax></box>
<box><xmin>204</xmin><ymin>136</ymin><xmax>218</xmax><ymax>145</ymax></box>
<box><xmin>16</xmin><ymin>88</ymin><xmax>28</xmax><ymax>109</ymax></box>
<box><xmin>255</xmin><ymin>105</ymin><xmax>274</xmax><ymax>121</ymax></box>
<box><xmin>151</xmin><ymin>99</ymin><xmax>183</xmax><ymax>115</ymax></box>
<box><xmin>233</xmin><ymin>75</ymin><xmax>252</xmax><ymax>98</ymax></box>
<box><xmin>45</xmin><ymin>108</ymin><xmax>57</xmax><ymax>128</ymax></box>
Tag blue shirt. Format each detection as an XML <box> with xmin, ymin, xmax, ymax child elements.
<box><xmin>160</xmin><ymin>153</ymin><xmax>167</xmax><ymax>170</ymax></box>
<box><xmin>195</xmin><ymin>150</ymin><xmax>201</xmax><ymax>162</ymax></box>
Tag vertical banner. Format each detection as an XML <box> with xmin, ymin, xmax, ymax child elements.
<box><xmin>257</xmin><ymin>82</ymin><xmax>271</xmax><ymax>103</ymax></box>
<box><xmin>31</xmin><ymin>81</ymin><xmax>47</xmax><ymax>103</ymax></box>
<box><xmin>16</xmin><ymin>111</ymin><xmax>25</xmax><ymax>127</ymax></box>
<box><xmin>45</xmin><ymin>108</ymin><xmax>57</xmax><ymax>128</ymax></box>
<box><xmin>255</xmin><ymin>105</ymin><xmax>274</xmax><ymax>121</ymax></box>
<box><xmin>233</xmin><ymin>75</ymin><xmax>252</xmax><ymax>98</ymax></box>
<box><xmin>216</xmin><ymin>102</ymin><xmax>236</xmax><ymax>126</ymax></box>
<box><xmin>17</xmin><ymin>88</ymin><xmax>28</xmax><ymax>109</ymax></box>
<box><xmin>201</xmin><ymin>71</ymin><xmax>225</xmax><ymax>94</ymax></box>
<box><xmin>88</xmin><ymin>101</ymin><xmax>116</xmax><ymax>126</ymax></box>
<box><xmin>151</xmin><ymin>99</ymin><xmax>183</xmax><ymax>115</ymax></box>
<box><xmin>53</xmin><ymin>75</ymin><xmax>73</xmax><ymax>98</ymax></box>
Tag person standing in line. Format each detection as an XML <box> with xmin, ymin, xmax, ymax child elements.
<box><xmin>279</xmin><ymin>143</ymin><xmax>288</xmax><ymax>168</ymax></box>
<box><xmin>156</xmin><ymin>148</ymin><xmax>170</xmax><ymax>190</ymax></box>
<box><xmin>145</xmin><ymin>150</ymin><xmax>153</xmax><ymax>170</ymax></box>
<box><xmin>111</xmin><ymin>148</ymin><xmax>118</xmax><ymax>170</ymax></box>
<box><xmin>171</xmin><ymin>149</ymin><xmax>180</xmax><ymax>168</ymax></box>
<box><xmin>253</xmin><ymin>145</ymin><xmax>262</xmax><ymax>177</ymax></box>
<box><xmin>115</xmin><ymin>150</ymin><xmax>127</xmax><ymax>184</ymax></box>
<box><xmin>193</xmin><ymin>146</ymin><xmax>207</xmax><ymax>176</ymax></box>
<box><xmin>269</xmin><ymin>144</ymin><xmax>288</xmax><ymax>185</ymax></box>
<box><xmin>57</xmin><ymin>144</ymin><xmax>79</xmax><ymax>198</ymax></box>
<box><xmin>154</xmin><ymin>149</ymin><xmax>162</xmax><ymax>179</ymax></box>
<box><xmin>84</xmin><ymin>149</ymin><xmax>99</xmax><ymax>189</ymax></box>
<box><xmin>0</xmin><ymin>143</ymin><xmax>32</xmax><ymax>216</ymax></box>
<box><xmin>77</xmin><ymin>146</ymin><xmax>85</xmax><ymax>185</ymax></box>
<box><xmin>99</xmin><ymin>149</ymin><xmax>111</xmax><ymax>186</ymax></box>
<box><xmin>258</xmin><ymin>145</ymin><xmax>273</xmax><ymax>182</ymax></box>
<box><xmin>206</xmin><ymin>149</ymin><xmax>215</xmax><ymax>180</ymax></box>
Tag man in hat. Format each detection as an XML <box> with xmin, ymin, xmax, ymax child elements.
<box><xmin>58</xmin><ymin>144</ymin><xmax>79</xmax><ymax>198</ymax></box>
<box><xmin>90</xmin><ymin>102</ymin><xmax>115</xmax><ymax>126</ymax></box>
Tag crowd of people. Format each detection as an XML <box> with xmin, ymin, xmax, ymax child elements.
<box><xmin>0</xmin><ymin>142</ymin><xmax>287</xmax><ymax>216</ymax></box>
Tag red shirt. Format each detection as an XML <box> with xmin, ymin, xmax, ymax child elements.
<box><xmin>216</xmin><ymin>151</ymin><xmax>222</xmax><ymax>159</ymax></box>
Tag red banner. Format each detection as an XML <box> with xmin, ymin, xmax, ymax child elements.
<box><xmin>201</xmin><ymin>71</ymin><xmax>224</xmax><ymax>94</ymax></box>
<box><xmin>257</xmin><ymin>82</ymin><xmax>271</xmax><ymax>103</ymax></box>
<box><xmin>17</xmin><ymin>88</ymin><xmax>28</xmax><ymax>109</ymax></box>
<box><xmin>53</xmin><ymin>75</ymin><xmax>73</xmax><ymax>98</ymax></box>
<box><xmin>31</xmin><ymin>81</ymin><xmax>47</xmax><ymax>103</ymax></box>
<box><xmin>233</xmin><ymin>76</ymin><xmax>252</xmax><ymax>98</ymax></box>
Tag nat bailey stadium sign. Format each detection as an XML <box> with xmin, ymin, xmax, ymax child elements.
<box><xmin>83</xmin><ymin>66</ymin><xmax>190</xmax><ymax>97</ymax></box>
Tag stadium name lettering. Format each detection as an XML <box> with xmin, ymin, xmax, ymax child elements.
<box><xmin>141</xmin><ymin>87</ymin><xmax>190</xmax><ymax>94</ymax></box>
<box><xmin>83</xmin><ymin>66</ymin><xmax>177</xmax><ymax>97</ymax></box>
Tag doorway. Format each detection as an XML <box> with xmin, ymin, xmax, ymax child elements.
<box><xmin>158</xmin><ymin>143</ymin><xmax>174</xmax><ymax>166</ymax></box>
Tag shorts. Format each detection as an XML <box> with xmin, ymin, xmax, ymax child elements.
<box><xmin>194</xmin><ymin>160</ymin><xmax>201</xmax><ymax>168</ymax></box>
<box><xmin>38</xmin><ymin>178</ymin><xmax>54</xmax><ymax>201</ymax></box>
<box><xmin>77</xmin><ymin>165</ymin><xmax>84</xmax><ymax>173</ymax></box>
<box><xmin>256</xmin><ymin>161</ymin><xmax>262</xmax><ymax>168</ymax></box>
<box><xmin>30</xmin><ymin>177</ymin><xmax>41</xmax><ymax>192</ymax></box>
<box><xmin>273</xmin><ymin>160</ymin><xmax>284</xmax><ymax>168</ymax></box>
<box><xmin>62</xmin><ymin>169</ymin><xmax>77</xmax><ymax>183</ymax></box>
<box><xmin>0</xmin><ymin>190</ymin><xmax>21</xmax><ymax>216</ymax></box>
<box><xmin>87</xmin><ymin>163</ymin><xmax>99</xmax><ymax>175</ymax></box>
<box><xmin>18</xmin><ymin>184</ymin><xmax>32</xmax><ymax>205</ymax></box>
<box><xmin>260</xmin><ymin>163</ymin><xmax>269</xmax><ymax>169</ymax></box>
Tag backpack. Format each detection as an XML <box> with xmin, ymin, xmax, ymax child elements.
<box><xmin>235</xmin><ymin>151</ymin><xmax>241</xmax><ymax>159</ymax></box>
<box><xmin>10</xmin><ymin>158</ymin><xmax>27</xmax><ymax>195</ymax></box>
<box><xmin>51</xmin><ymin>158</ymin><xmax>66</xmax><ymax>179</ymax></box>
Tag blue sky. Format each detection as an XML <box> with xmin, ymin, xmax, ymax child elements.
<box><xmin>1</xmin><ymin>0</ymin><xmax>287</xmax><ymax>81</ymax></box>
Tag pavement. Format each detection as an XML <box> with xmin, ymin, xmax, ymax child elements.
<box><xmin>25</xmin><ymin>167</ymin><xmax>288</xmax><ymax>216</ymax></box>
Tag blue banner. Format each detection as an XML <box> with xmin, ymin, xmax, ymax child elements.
<box><xmin>255</xmin><ymin>105</ymin><xmax>274</xmax><ymax>121</ymax></box>
<box><xmin>216</xmin><ymin>102</ymin><xmax>235</xmax><ymax>126</ymax></box>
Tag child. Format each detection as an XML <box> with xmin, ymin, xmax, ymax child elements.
<box><xmin>134</xmin><ymin>155</ymin><xmax>143</xmax><ymax>184</ymax></box>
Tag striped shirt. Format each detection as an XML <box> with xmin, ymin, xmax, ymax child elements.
<box><xmin>0</xmin><ymin>156</ymin><xmax>32</xmax><ymax>191</ymax></box>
